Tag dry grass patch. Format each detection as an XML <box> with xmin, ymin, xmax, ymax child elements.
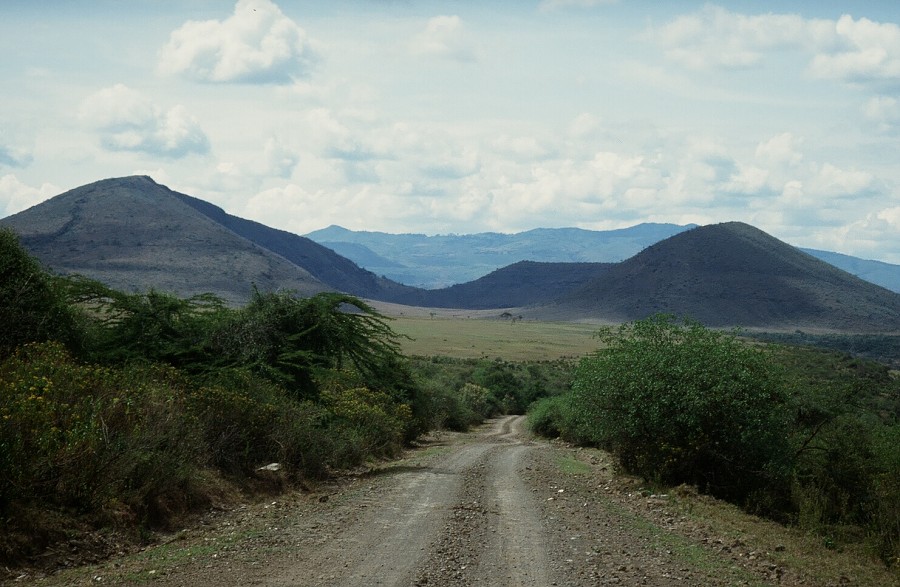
<box><xmin>389</xmin><ymin>316</ymin><xmax>601</xmax><ymax>360</ymax></box>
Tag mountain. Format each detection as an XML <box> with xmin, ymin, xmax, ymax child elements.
<box><xmin>305</xmin><ymin>223</ymin><xmax>696</xmax><ymax>289</ymax></box>
<box><xmin>0</xmin><ymin>176</ymin><xmax>409</xmax><ymax>304</ymax></box>
<box><xmin>801</xmin><ymin>248</ymin><xmax>900</xmax><ymax>293</ymax></box>
<box><xmin>307</xmin><ymin>224</ymin><xmax>900</xmax><ymax>293</ymax></box>
<box><xmin>531</xmin><ymin>222</ymin><xmax>900</xmax><ymax>332</ymax></box>
<box><xmin>165</xmin><ymin>189</ymin><xmax>417</xmax><ymax>300</ymax></box>
<box><xmin>391</xmin><ymin>261</ymin><xmax>612</xmax><ymax>309</ymax></box>
<box><xmin>4</xmin><ymin>177</ymin><xmax>900</xmax><ymax>332</ymax></box>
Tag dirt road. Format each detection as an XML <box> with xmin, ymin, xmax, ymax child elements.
<box><xmin>18</xmin><ymin>416</ymin><xmax>824</xmax><ymax>586</ymax></box>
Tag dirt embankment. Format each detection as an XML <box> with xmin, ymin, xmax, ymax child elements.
<box><xmin>6</xmin><ymin>416</ymin><xmax>894</xmax><ymax>586</ymax></box>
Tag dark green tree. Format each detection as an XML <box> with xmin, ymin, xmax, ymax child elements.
<box><xmin>205</xmin><ymin>291</ymin><xmax>409</xmax><ymax>400</ymax></box>
<box><xmin>570</xmin><ymin>314</ymin><xmax>792</xmax><ymax>502</ymax></box>
<box><xmin>0</xmin><ymin>229</ymin><xmax>80</xmax><ymax>358</ymax></box>
<box><xmin>63</xmin><ymin>275</ymin><xmax>226</xmax><ymax>367</ymax></box>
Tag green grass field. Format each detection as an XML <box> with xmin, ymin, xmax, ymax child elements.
<box><xmin>390</xmin><ymin>316</ymin><xmax>602</xmax><ymax>361</ymax></box>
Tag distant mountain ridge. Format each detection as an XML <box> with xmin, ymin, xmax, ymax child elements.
<box><xmin>305</xmin><ymin>224</ymin><xmax>900</xmax><ymax>293</ymax></box>
<box><xmin>2</xmin><ymin>176</ymin><xmax>900</xmax><ymax>332</ymax></box>
<box><xmin>305</xmin><ymin>223</ymin><xmax>697</xmax><ymax>289</ymax></box>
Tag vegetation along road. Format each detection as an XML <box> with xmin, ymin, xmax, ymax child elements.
<box><xmin>16</xmin><ymin>415</ymin><xmax>893</xmax><ymax>587</ymax></box>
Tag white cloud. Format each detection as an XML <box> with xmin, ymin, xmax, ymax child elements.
<box><xmin>862</xmin><ymin>95</ymin><xmax>900</xmax><ymax>133</ymax></box>
<box><xmin>567</xmin><ymin>113</ymin><xmax>602</xmax><ymax>140</ymax></box>
<box><xmin>79</xmin><ymin>84</ymin><xmax>210</xmax><ymax>158</ymax></box>
<box><xmin>809</xmin><ymin>15</ymin><xmax>900</xmax><ymax>83</ymax></box>
<box><xmin>809</xmin><ymin>209</ymin><xmax>900</xmax><ymax>263</ymax></box>
<box><xmin>648</xmin><ymin>7</ymin><xmax>900</xmax><ymax>87</ymax></box>
<box><xmin>724</xmin><ymin>164</ymin><xmax>770</xmax><ymax>195</ymax></box>
<box><xmin>262</xmin><ymin>137</ymin><xmax>299</xmax><ymax>179</ymax></box>
<box><xmin>755</xmin><ymin>132</ymin><xmax>803</xmax><ymax>168</ymax></box>
<box><xmin>809</xmin><ymin>163</ymin><xmax>874</xmax><ymax>197</ymax></box>
<box><xmin>410</xmin><ymin>15</ymin><xmax>476</xmax><ymax>62</ymax></box>
<box><xmin>877</xmin><ymin>206</ymin><xmax>900</xmax><ymax>228</ymax></box>
<box><xmin>419</xmin><ymin>146</ymin><xmax>481</xmax><ymax>180</ymax></box>
<box><xmin>0</xmin><ymin>174</ymin><xmax>59</xmax><ymax>217</ymax></box>
<box><xmin>158</xmin><ymin>0</ymin><xmax>318</xmax><ymax>84</ymax></box>
<box><xmin>305</xmin><ymin>108</ymin><xmax>386</xmax><ymax>161</ymax></box>
<box><xmin>242</xmin><ymin>182</ymin><xmax>422</xmax><ymax>236</ymax></box>
<box><xmin>647</xmin><ymin>5</ymin><xmax>809</xmax><ymax>70</ymax></box>
<box><xmin>490</xmin><ymin>135</ymin><xmax>552</xmax><ymax>161</ymax></box>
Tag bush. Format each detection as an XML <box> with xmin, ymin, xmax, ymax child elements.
<box><xmin>569</xmin><ymin>315</ymin><xmax>792</xmax><ymax>502</ymax></box>
<box><xmin>186</xmin><ymin>370</ymin><xmax>283</xmax><ymax>476</ymax></box>
<box><xmin>0</xmin><ymin>342</ymin><xmax>205</xmax><ymax>520</ymax></box>
<box><xmin>320</xmin><ymin>384</ymin><xmax>411</xmax><ymax>463</ymax></box>
<box><xmin>527</xmin><ymin>395</ymin><xmax>570</xmax><ymax>439</ymax></box>
<box><xmin>203</xmin><ymin>291</ymin><xmax>407</xmax><ymax>400</ymax></box>
<box><xmin>870</xmin><ymin>425</ymin><xmax>900</xmax><ymax>565</ymax></box>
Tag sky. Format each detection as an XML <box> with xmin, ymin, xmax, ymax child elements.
<box><xmin>2</xmin><ymin>1</ymin><xmax>900</xmax><ymax>263</ymax></box>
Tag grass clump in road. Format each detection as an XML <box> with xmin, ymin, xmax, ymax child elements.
<box><xmin>555</xmin><ymin>455</ymin><xmax>592</xmax><ymax>476</ymax></box>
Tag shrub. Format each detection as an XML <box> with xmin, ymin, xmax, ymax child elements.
<box><xmin>870</xmin><ymin>424</ymin><xmax>900</xmax><ymax>565</ymax></box>
<box><xmin>569</xmin><ymin>315</ymin><xmax>792</xmax><ymax>503</ymax></box>
<box><xmin>64</xmin><ymin>276</ymin><xmax>226</xmax><ymax>368</ymax></box>
<box><xmin>320</xmin><ymin>383</ymin><xmax>411</xmax><ymax>462</ymax></box>
<box><xmin>204</xmin><ymin>291</ymin><xmax>408</xmax><ymax>400</ymax></box>
<box><xmin>186</xmin><ymin>370</ymin><xmax>283</xmax><ymax>475</ymax></box>
<box><xmin>0</xmin><ymin>342</ymin><xmax>205</xmax><ymax>520</ymax></box>
<box><xmin>527</xmin><ymin>395</ymin><xmax>570</xmax><ymax>439</ymax></box>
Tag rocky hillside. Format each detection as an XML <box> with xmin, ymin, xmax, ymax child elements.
<box><xmin>0</xmin><ymin>177</ymin><xmax>334</xmax><ymax>304</ymax></box>
<box><xmin>532</xmin><ymin>222</ymin><xmax>900</xmax><ymax>332</ymax></box>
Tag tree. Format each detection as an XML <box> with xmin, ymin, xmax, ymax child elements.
<box><xmin>570</xmin><ymin>314</ymin><xmax>791</xmax><ymax>501</ymax></box>
<box><xmin>205</xmin><ymin>291</ymin><xmax>409</xmax><ymax>400</ymax></box>
<box><xmin>0</xmin><ymin>229</ymin><xmax>80</xmax><ymax>358</ymax></box>
<box><xmin>62</xmin><ymin>275</ymin><xmax>226</xmax><ymax>367</ymax></box>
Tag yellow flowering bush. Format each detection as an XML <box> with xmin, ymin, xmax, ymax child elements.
<box><xmin>0</xmin><ymin>342</ymin><xmax>203</xmax><ymax>516</ymax></box>
<box><xmin>321</xmin><ymin>384</ymin><xmax>411</xmax><ymax>463</ymax></box>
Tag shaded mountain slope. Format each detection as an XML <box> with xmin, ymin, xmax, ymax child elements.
<box><xmin>4</xmin><ymin>177</ymin><xmax>899</xmax><ymax>333</ymax></box>
<box><xmin>397</xmin><ymin>261</ymin><xmax>612</xmax><ymax>309</ymax></box>
<box><xmin>168</xmin><ymin>190</ymin><xmax>418</xmax><ymax>300</ymax></box>
<box><xmin>308</xmin><ymin>225</ymin><xmax>900</xmax><ymax>294</ymax></box>
<box><xmin>537</xmin><ymin>222</ymin><xmax>900</xmax><ymax>331</ymax></box>
<box><xmin>0</xmin><ymin>176</ymin><xmax>331</xmax><ymax>304</ymax></box>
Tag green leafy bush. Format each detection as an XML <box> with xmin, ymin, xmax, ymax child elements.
<box><xmin>203</xmin><ymin>291</ymin><xmax>406</xmax><ymax>399</ymax></box>
<box><xmin>527</xmin><ymin>395</ymin><xmax>571</xmax><ymax>439</ymax></box>
<box><xmin>870</xmin><ymin>425</ymin><xmax>900</xmax><ymax>565</ymax></box>
<box><xmin>408</xmin><ymin>356</ymin><xmax>575</xmax><ymax>431</ymax></box>
<box><xmin>569</xmin><ymin>315</ymin><xmax>792</xmax><ymax>502</ymax></box>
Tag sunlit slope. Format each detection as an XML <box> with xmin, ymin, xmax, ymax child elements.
<box><xmin>0</xmin><ymin>176</ymin><xmax>330</xmax><ymax>304</ymax></box>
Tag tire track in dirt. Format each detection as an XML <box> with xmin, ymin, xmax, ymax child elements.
<box><xmin>268</xmin><ymin>440</ymin><xmax>493</xmax><ymax>586</ymax></box>
<box><xmin>415</xmin><ymin>415</ymin><xmax>556</xmax><ymax>587</ymax></box>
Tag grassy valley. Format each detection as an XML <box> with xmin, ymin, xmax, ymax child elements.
<box><xmin>390</xmin><ymin>315</ymin><xmax>602</xmax><ymax>360</ymax></box>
